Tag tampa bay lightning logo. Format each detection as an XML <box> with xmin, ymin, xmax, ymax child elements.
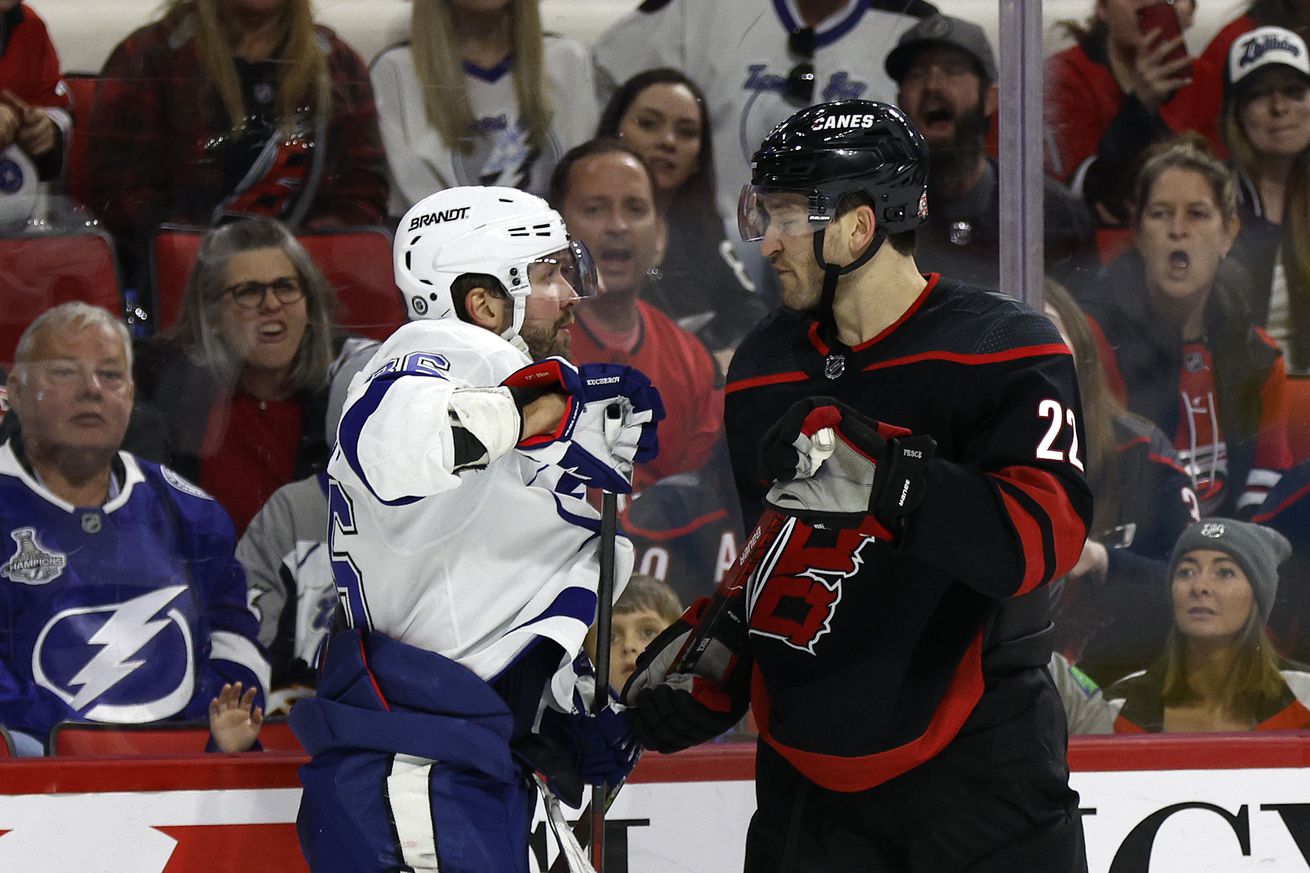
<box><xmin>0</xmin><ymin>158</ymin><xmax>24</xmax><ymax>194</ymax></box>
<box><xmin>32</xmin><ymin>585</ymin><xmax>196</xmax><ymax>722</ymax></box>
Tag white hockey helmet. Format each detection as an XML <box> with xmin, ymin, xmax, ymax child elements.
<box><xmin>395</xmin><ymin>186</ymin><xmax>596</xmax><ymax>347</ymax></box>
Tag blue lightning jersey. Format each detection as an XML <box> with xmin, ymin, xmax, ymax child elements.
<box><xmin>0</xmin><ymin>441</ymin><xmax>270</xmax><ymax>745</ymax></box>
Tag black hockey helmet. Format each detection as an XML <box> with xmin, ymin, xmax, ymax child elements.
<box><xmin>738</xmin><ymin>99</ymin><xmax>929</xmax><ymax>243</ymax></box>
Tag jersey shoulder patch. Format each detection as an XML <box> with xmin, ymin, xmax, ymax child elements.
<box><xmin>160</xmin><ymin>466</ymin><xmax>215</xmax><ymax>501</ymax></box>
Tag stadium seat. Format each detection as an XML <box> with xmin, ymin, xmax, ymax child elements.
<box><xmin>151</xmin><ymin>224</ymin><xmax>404</xmax><ymax>341</ymax></box>
<box><xmin>48</xmin><ymin>716</ymin><xmax>302</xmax><ymax>756</ymax></box>
<box><xmin>0</xmin><ymin>229</ymin><xmax>121</xmax><ymax>367</ymax></box>
<box><xmin>63</xmin><ymin>74</ymin><xmax>98</xmax><ymax>211</ymax></box>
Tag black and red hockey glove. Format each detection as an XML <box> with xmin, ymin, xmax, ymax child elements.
<box><xmin>621</xmin><ymin>596</ymin><xmax>752</xmax><ymax>753</ymax></box>
<box><xmin>758</xmin><ymin>396</ymin><xmax>935</xmax><ymax>535</ymax></box>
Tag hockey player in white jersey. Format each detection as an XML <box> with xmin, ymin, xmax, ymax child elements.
<box><xmin>290</xmin><ymin>186</ymin><xmax>664</xmax><ymax>873</ymax></box>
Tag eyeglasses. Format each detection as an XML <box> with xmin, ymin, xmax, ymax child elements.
<box><xmin>223</xmin><ymin>276</ymin><xmax>305</xmax><ymax>310</ymax></box>
<box><xmin>784</xmin><ymin>27</ymin><xmax>817</xmax><ymax>107</ymax></box>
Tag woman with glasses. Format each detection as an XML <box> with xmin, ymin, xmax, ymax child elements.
<box><xmin>127</xmin><ymin>218</ymin><xmax>376</xmax><ymax>534</ymax></box>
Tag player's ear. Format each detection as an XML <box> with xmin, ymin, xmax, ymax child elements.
<box><xmin>464</xmin><ymin>286</ymin><xmax>507</xmax><ymax>332</ymax></box>
<box><xmin>850</xmin><ymin>202</ymin><xmax>878</xmax><ymax>255</ymax></box>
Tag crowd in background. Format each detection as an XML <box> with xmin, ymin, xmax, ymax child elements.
<box><xmin>1</xmin><ymin>0</ymin><xmax>1309</xmax><ymax>758</ymax></box>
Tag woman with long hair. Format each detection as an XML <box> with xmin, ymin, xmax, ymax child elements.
<box><xmin>1220</xmin><ymin>25</ymin><xmax>1310</xmax><ymax>375</ymax></box>
<box><xmin>1082</xmin><ymin>135</ymin><xmax>1293</xmax><ymax>520</ymax></box>
<box><xmin>1045</xmin><ymin>0</ymin><xmax>1222</xmax><ymax>232</ymax></box>
<box><xmin>88</xmin><ymin>0</ymin><xmax>386</xmax><ymax>272</ymax></box>
<box><xmin>597</xmin><ymin>68</ymin><xmax>766</xmax><ymax>357</ymax></box>
<box><xmin>127</xmin><ymin>218</ymin><xmax>375</xmax><ymax>534</ymax></box>
<box><xmin>370</xmin><ymin>0</ymin><xmax>597</xmax><ymax>211</ymax></box>
<box><xmin>1044</xmin><ymin>280</ymin><xmax>1200</xmax><ymax>685</ymax></box>
<box><xmin>1105</xmin><ymin>518</ymin><xmax>1309</xmax><ymax>732</ymax></box>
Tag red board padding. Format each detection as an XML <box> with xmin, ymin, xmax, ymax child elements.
<box><xmin>154</xmin><ymin>825</ymin><xmax>309</xmax><ymax>873</ymax></box>
<box><xmin>4</xmin><ymin>733</ymin><xmax>1310</xmax><ymax>797</ymax></box>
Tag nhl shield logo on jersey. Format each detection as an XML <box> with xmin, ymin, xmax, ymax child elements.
<box><xmin>1</xmin><ymin>527</ymin><xmax>67</xmax><ymax>585</ymax></box>
<box><xmin>747</xmin><ymin>523</ymin><xmax>876</xmax><ymax>654</ymax></box>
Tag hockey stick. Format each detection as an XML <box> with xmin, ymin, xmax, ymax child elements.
<box><xmin>590</xmin><ymin>488</ymin><xmax>618</xmax><ymax>872</ymax></box>
<box><xmin>675</xmin><ymin>507</ymin><xmax>788</xmax><ymax>673</ymax></box>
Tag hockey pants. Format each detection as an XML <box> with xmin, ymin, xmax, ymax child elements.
<box><xmin>743</xmin><ymin>665</ymin><xmax>1088</xmax><ymax>873</ymax></box>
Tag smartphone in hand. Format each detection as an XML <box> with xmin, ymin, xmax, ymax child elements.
<box><xmin>1136</xmin><ymin>1</ymin><xmax>1193</xmax><ymax>78</ymax></box>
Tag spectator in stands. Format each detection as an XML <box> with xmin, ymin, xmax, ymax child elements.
<box><xmin>598</xmin><ymin>68</ymin><xmax>767</xmax><ymax>359</ymax></box>
<box><xmin>1044</xmin><ymin>279</ymin><xmax>1200</xmax><ymax>686</ymax></box>
<box><xmin>1221</xmin><ymin>26</ymin><xmax>1310</xmax><ymax>377</ymax></box>
<box><xmin>550</xmin><ymin>138</ymin><xmax>724</xmax><ymax>493</ymax></box>
<box><xmin>1104</xmin><ymin>518</ymin><xmax>1310</xmax><ymax>732</ymax></box>
<box><xmin>87</xmin><ymin>0</ymin><xmax>386</xmax><ymax>279</ymax></box>
<box><xmin>0</xmin><ymin>303</ymin><xmax>269</xmax><ymax>755</ymax></box>
<box><xmin>886</xmin><ymin>14</ymin><xmax>1096</xmax><ymax>292</ymax></box>
<box><xmin>1254</xmin><ymin>459</ymin><xmax>1310</xmax><ymax>662</ymax></box>
<box><xmin>593</xmin><ymin>0</ymin><xmax>937</xmax><ymax>222</ymax></box>
<box><xmin>235</xmin><ymin>361</ymin><xmax>367</xmax><ymax>716</ymax></box>
<box><xmin>126</xmin><ymin>218</ymin><xmax>376</xmax><ymax>535</ymax></box>
<box><xmin>1201</xmin><ymin>0</ymin><xmax>1310</xmax><ymax>85</ymax></box>
<box><xmin>370</xmin><ymin>0</ymin><xmax>597</xmax><ymax>214</ymax></box>
<box><xmin>0</xmin><ymin>1</ymin><xmax>70</xmax><ymax>182</ymax></box>
<box><xmin>585</xmin><ymin>574</ymin><xmax>682</xmax><ymax>692</ymax></box>
<box><xmin>1083</xmin><ymin>135</ymin><xmax>1292</xmax><ymax>519</ymax></box>
<box><xmin>1046</xmin><ymin>0</ymin><xmax>1222</xmax><ymax>233</ymax></box>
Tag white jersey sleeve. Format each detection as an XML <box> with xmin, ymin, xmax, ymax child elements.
<box><xmin>330</xmin><ymin>319</ymin><xmax>527</xmax><ymax>503</ymax></box>
<box><xmin>326</xmin><ymin>319</ymin><xmax>634</xmax><ymax>706</ymax></box>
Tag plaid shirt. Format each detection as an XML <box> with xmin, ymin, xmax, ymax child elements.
<box><xmin>87</xmin><ymin>13</ymin><xmax>386</xmax><ymax>254</ymax></box>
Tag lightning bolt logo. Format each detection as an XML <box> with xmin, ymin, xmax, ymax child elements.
<box><xmin>33</xmin><ymin>586</ymin><xmax>190</xmax><ymax>714</ymax></box>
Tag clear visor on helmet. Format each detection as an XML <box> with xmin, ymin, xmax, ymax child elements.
<box><xmin>737</xmin><ymin>185</ymin><xmax>835</xmax><ymax>242</ymax></box>
<box><xmin>526</xmin><ymin>239</ymin><xmax>599</xmax><ymax>304</ymax></box>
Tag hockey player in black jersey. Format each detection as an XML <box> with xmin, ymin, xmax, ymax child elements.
<box><xmin>623</xmin><ymin>100</ymin><xmax>1094</xmax><ymax>872</ymax></box>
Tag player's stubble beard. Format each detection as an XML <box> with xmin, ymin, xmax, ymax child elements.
<box><xmin>520</xmin><ymin>311</ymin><xmax>574</xmax><ymax>360</ymax></box>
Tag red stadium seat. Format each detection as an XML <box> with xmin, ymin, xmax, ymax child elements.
<box><xmin>48</xmin><ymin>716</ymin><xmax>301</xmax><ymax>756</ymax></box>
<box><xmin>63</xmin><ymin>74</ymin><xmax>99</xmax><ymax>211</ymax></box>
<box><xmin>0</xmin><ymin>229</ymin><xmax>121</xmax><ymax>367</ymax></box>
<box><xmin>151</xmin><ymin>224</ymin><xmax>404</xmax><ymax>341</ymax></box>
<box><xmin>49</xmin><ymin>720</ymin><xmax>212</xmax><ymax>757</ymax></box>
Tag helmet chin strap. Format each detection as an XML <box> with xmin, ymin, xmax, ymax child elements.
<box><xmin>812</xmin><ymin>227</ymin><xmax>884</xmax><ymax>348</ymax></box>
<box><xmin>501</xmin><ymin>295</ymin><xmax>530</xmax><ymax>356</ymax></box>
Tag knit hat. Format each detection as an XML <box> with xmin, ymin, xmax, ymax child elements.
<box><xmin>885</xmin><ymin>14</ymin><xmax>998</xmax><ymax>86</ymax></box>
<box><xmin>1169</xmin><ymin>519</ymin><xmax>1293</xmax><ymax>620</ymax></box>
<box><xmin>1226</xmin><ymin>26</ymin><xmax>1310</xmax><ymax>96</ymax></box>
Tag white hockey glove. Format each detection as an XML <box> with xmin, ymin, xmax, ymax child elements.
<box><xmin>503</xmin><ymin>359</ymin><xmax>664</xmax><ymax>494</ymax></box>
<box><xmin>758</xmin><ymin>397</ymin><xmax>934</xmax><ymax>537</ymax></box>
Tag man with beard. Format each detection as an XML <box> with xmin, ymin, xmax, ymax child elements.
<box><xmin>292</xmin><ymin>185</ymin><xmax>663</xmax><ymax>872</ymax></box>
<box><xmin>887</xmin><ymin>15</ymin><xmax>1097</xmax><ymax>291</ymax></box>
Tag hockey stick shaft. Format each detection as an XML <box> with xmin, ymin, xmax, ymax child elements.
<box><xmin>590</xmin><ymin>489</ymin><xmax>619</xmax><ymax>872</ymax></box>
<box><xmin>675</xmin><ymin>508</ymin><xmax>787</xmax><ymax>673</ymax></box>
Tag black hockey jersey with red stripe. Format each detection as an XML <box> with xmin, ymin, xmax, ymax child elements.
<box><xmin>724</xmin><ymin>274</ymin><xmax>1092</xmax><ymax>792</ymax></box>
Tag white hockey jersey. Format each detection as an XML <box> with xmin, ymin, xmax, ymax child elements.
<box><xmin>594</xmin><ymin>0</ymin><xmax>933</xmax><ymax>218</ymax></box>
<box><xmin>371</xmin><ymin>34</ymin><xmax>600</xmax><ymax>214</ymax></box>
<box><xmin>327</xmin><ymin>319</ymin><xmax>633</xmax><ymax>707</ymax></box>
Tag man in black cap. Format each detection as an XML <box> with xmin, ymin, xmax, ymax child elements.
<box><xmin>886</xmin><ymin>14</ymin><xmax>1097</xmax><ymax>291</ymax></box>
